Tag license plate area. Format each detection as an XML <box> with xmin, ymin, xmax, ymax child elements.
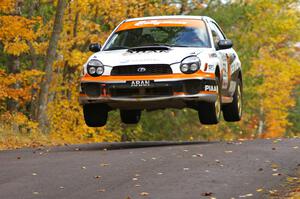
<box><xmin>128</xmin><ymin>80</ymin><xmax>153</xmax><ymax>87</ymax></box>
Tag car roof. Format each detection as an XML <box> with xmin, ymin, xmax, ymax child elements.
<box><xmin>124</xmin><ymin>15</ymin><xmax>216</xmax><ymax>23</ymax></box>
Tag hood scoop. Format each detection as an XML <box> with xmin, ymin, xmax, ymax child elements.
<box><xmin>127</xmin><ymin>46</ymin><xmax>170</xmax><ymax>53</ymax></box>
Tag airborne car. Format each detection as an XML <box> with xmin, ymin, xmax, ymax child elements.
<box><xmin>79</xmin><ymin>16</ymin><xmax>243</xmax><ymax>127</ymax></box>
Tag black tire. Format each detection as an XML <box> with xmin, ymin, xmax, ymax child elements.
<box><xmin>83</xmin><ymin>104</ymin><xmax>108</xmax><ymax>127</ymax></box>
<box><xmin>120</xmin><ymin>110</ymin><xmax>141</xmax><ymax>124</ymax></box>
<box><xmin>223</xmin><ymin>79</ymin><xmax>242</xmax><ymax>122</ymax></box>
<box><xmin>198</xmin><ymin>78</ymin><xmax>222</xmax><ymax>125</ymax></box>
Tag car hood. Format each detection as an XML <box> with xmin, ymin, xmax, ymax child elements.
<box><xmin>89</xmin><ymin>47</ymin><xmax>209</xmax><ymax>66</ymax></box>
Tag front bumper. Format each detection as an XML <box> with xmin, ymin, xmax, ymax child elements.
<box><xmin>79</xmin><ymin>76</ymin><xmax>218</xmax><ymax>107</ymax></box>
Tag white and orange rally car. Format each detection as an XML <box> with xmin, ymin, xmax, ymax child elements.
<box><xmin>79</xmin><ymin>16</ymin><xmax>243</xmax><ymax>127</ymax></box>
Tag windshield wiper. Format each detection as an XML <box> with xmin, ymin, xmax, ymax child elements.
<box><xmin>149</xmin><ymin>43</ymin><xmax>197</xmax><ymax>48</ymax></box>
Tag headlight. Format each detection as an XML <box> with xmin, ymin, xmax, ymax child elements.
<box><xmin>180</xmin><ymin>56</ymin><xmax>200</xmax><ymax>74</ymax></box>
<box><xmin>87</xmin><ymin>59</ymin><xmax>104</xmax><ymax>76</ymax></box>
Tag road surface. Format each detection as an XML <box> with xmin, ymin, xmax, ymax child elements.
<box><xmin>0</xmin><ymin>139</ymin><xmax>299</xmax><ymax>199</ymax></box>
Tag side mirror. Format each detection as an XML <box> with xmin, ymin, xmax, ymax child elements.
<box><xmin>217</xmin><ymin>39</ymin><xmax>233</xmax><ymax>50</ymax></box>
<box><xmin>89</xmin><ymin>43</ymin><xmax>101</xmax><ymax>52</ymax></box>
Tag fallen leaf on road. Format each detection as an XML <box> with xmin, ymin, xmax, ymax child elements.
<box><xmin>269</xmin><ymin>190</ymin><xmax>278</xmax><ymax>196</ymax></box>
<box><xmin>256</xmin><ymin>188</ymin><xmax>264</xmax><ymax>192</ymax></box>
<box><xmin>183</xmin><ymin>168</ymin><xmax>190</xmax><ymax>171</ymax></box>
<box><xmin>135</xmin><ymin>184</ymin><xmax>141</xmax><ymax>187</ymax></box>
<box><xmin>59</xmin><ymin>186</ymin><xmax>64</xmax><ymax>189</ymax></box>
<box><xmin>17</xmin><ymin>157</ymin><xmax>21</xmax><ymax>159</ymax></box>
<box><xmin>81</xmin><ymin>166</ymin><xmax>87</xmax><ymax>169</ymax></box>
<box><xmin>239</xmin><ymin>193</ymin><xmax>253</xmax><ymax>197</ymax></box>
<box><xmin>201</xmin><ymin>192</ymin><xmax>213</xmax><ymax>196</ymax></box>
<box><xmin>215</xmin><ymin>160</ymin><xmax>220</xmax><ymax>163</ymax></box>
<box><xmin>94</xmin><ymin>175</ymin><xmax>101</xmax><ymax>179</ymax></box>
<box><xmin>258</xmin><ymin>168</ymin><xmax>263</xmax><ymax>171</ymax></box>
<box><xmin>192</xmin><ymin>154</ymin><xmax>203</xmax><ymax>158</ymax></box>
<box><xmin>273</xmin><ymin>139</ymin><xmax>282</xmax><ymax>143</ymax></box>
<box><xmin>33</xmin><ymin>192</ymin><xmax>39</xmax><ymax>195</ymax></box>
<box><xmin>225</xmin><ymin>150</ymin><xmax>233</xmax><ymax>153</ymax></box>
<box><xmin>183</xmin><ymin>149</ymin><xmax>189</xmax><ymax>152</ymax></box>
<box><xmin>287</xmin><ymin>177</ymin><xmax>298</xmax><ymax>182</ymax></box>
<box><xmin>134</xmin><ymin>174</ymin><xmax>140</xmax><ymax>177</ymax></box>
<box><xmin>272</xmin><ymin>173</ymin><xmax>281</xmax><ymax>176</ymax></box>
<box><xmin>271</xmin><ymin>163</ymin><xmax>279</xmax><ymax>169</ymax></box>
<box><xmin>132</xmin><ymin>178</ymin><xmax>138</xmax><ymax>181</ymax></box>
<box><xmin>157</xmin><ymin>172</ymin><xmax>164</xmax><ymax>175</ymax></box>
<box><xmin>140</xmin><ymin>192</ymin><xmax>149</xmax><ymax>196</ymax></box>
<box><xmin>97</xmin><ymin>189</ymin><xmax>106</xmax><ymax>192</ymax></box>
<box><xmin>141</xmin><ymin>159</ymin><xmax>147</xmax><ymax>162</ymax></box>
<box><xmin>293</xmin><ymin>146</ymin><xmax>298</xmax><ymax>149</ymax></box>
<box><xmin>151</xmin><ymin>157</ymin><xmax>157</xmax><ymax>160</ymax></box>
<box><xmin>32</xmin><ymin>173</ymin><xmax>37</xmax><ymax>176</ymax></box>
<box><xmin>100</xmin><ymin>163</ymin><xmax>110</xmax><ymax>167</ymax></box>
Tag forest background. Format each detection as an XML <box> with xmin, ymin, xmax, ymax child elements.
<box><xmin>0</xmin><ymin>0</ymin><xmax>299</xmax><ymax>149</ymax></box>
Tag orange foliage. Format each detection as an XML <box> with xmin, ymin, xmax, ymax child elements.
<box><xmin>0</xmin><ymin>16</ymin><xmax>41</xmax><ymax>55</ymax></box>
<box><xmin>0</xmin><ymin>0</ymin><xmax>15</xmax><ymax>14</ymax></box>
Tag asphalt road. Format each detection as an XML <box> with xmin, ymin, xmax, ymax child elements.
<box><xmin>0</xmin><ymin>139</ymin><xmax>299</xmax><ymax>199</ymax></box>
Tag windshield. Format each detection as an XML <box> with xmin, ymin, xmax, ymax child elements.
<box><xmin>104</xmin><ymin>20</ymin><xmax>211</xmax><ymax>50</ymax></box>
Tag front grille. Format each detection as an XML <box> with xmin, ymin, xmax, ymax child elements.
<box><xmin>109</xmin><ymin>87</ymin><xmax>173</xmax><ymax>98</ymax></box>
<box><xmin>111</xmin><ymin>64</ymin><xmax>172</xmax><ymax>76</ymax></box>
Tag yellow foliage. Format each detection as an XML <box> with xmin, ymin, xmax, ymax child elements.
<box><xmin>47</xmin><ymin>80</ymin><xmax>120</xmax><ymax>144</ymax></box>
<box><xmin>0</xmin><ymin>69</ymin><xmax>43</xmax><ymax>109</ymax></box>
<box><xmin>0</xmin><ymin>0</ymin><xmax>15</xmax><ymax>14</ymax></box>
<box><xmin>0</xmin><ymin>16</ymin><xmax>40</xmax><ymax>55</ymax></box>
<box><xmin>244</xmin><ymin>0</ymin><xmax>300</xmax><ymax>137</ymax></box>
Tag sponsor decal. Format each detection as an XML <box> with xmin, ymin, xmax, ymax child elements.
<box><xmin>204</xmin><ymin>85</ymin><xmax>217</xmax><ymax>92</ymax></box>
<box><xmin>117</xmin><ymin>19</ymin><xmax>206</xmax><ymax>32</ymax></box>
<box><xmin>208</xmin><ymin>64</ymin><xmax>215</xmax><ymax>70</ymax></box>
<box><xmin>131</xmin><ymin>80</ymin><xmax>151</xmax><ymax>87</ymax></box>
<box><xmin>134</xmin><ymin>20</ymin><xmax>188</xmax><ymax>26</ymax></box>
<box><xmin>209</xmin><ymin>53</ymin><xmax>217</xmax><ymax>58</ymax></box>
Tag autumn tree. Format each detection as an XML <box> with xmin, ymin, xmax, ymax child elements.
<box><xmin>37</xmin><ymin>0</ymin><xmax>67</xmax><ymax>132</ymax></box>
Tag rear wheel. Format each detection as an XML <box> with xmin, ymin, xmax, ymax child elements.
<box><xmin>198</xmin><ymin>78</ymin><xmax>221</xmax><ymax>125</ymax></box>
<box><xmin>223</xmin><ymin>79</ymin><xmax>242</xmax><ymax>122</ymax></box>
<box><xmin>120</xmin><ymin>110</ymin><xmax>141</xmax><ymax>124</ymax></box>
<box><xmin>83</xmin><ymin>104</ymin><xmax>108</xmax><ymax>127</ymax></box>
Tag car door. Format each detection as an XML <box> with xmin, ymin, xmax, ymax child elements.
<box><xmin>208</xmin><ymin>21</ymin><xmax>233</xmax><ymax>92</ymax></box>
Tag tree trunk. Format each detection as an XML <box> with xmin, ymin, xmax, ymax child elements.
<box><xmin>180</xmin><ymin>0</ymin><xmax>189</xmax><ymax>14</ymax></box>
<box><xmin>37</xmin><ymin>0</ymin><xmax>67</xmax><ymax>133</ymax></box>
<box><xmin>257</xmin><ymin>101</ymin><xmax>264</xmax><ymax>136</ymax></box>
<box><xmin>7</xmin><ymin>56</ymin><xmax>20</xmax><ymax>112</ymax></box>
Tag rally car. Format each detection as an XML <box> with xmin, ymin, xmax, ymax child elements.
<box><xmin>79</xmin><ymin>16</ymin><xmax>243</xmax><ymax>127</ymax></box>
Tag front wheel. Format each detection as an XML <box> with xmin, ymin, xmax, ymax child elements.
<box><xmin>120</xmin><ymin>110</ymin><xmax>141</xmax><ymax>124</ymax></box>
<box><xmin>223</xmin><ymin>79</ymin><xmax>243</xmax><ymax>122</ymax></box>
<box><xmin>198</xmin><ymin>78</ymin><xmax>221</xmax><ymax>125</ymax></box>
<box><xmin>83</xmin><ymin>104</ymin><xmax>108</xmax><ymax>127</ymax></box>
